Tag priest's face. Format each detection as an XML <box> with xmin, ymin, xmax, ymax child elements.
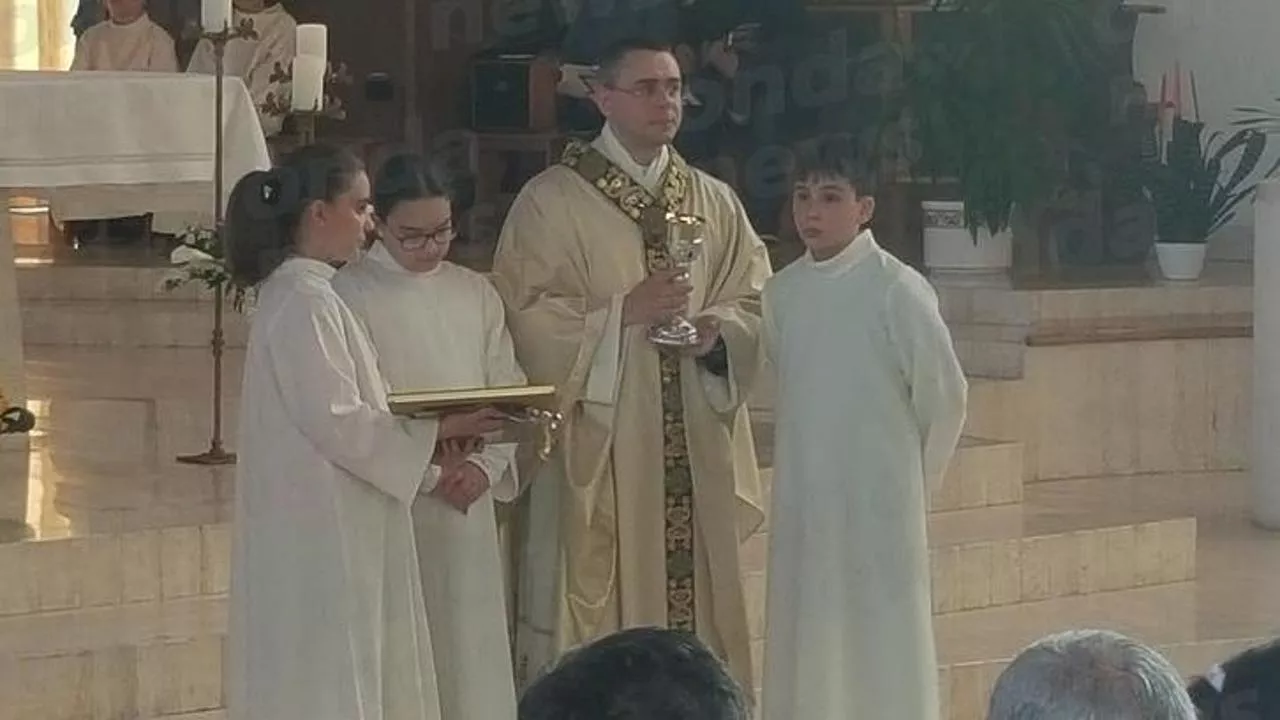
<box><xmin>106</xmin><ymin>0</ymin><xmax>145</xmax><ymax>23</ymax></box>
<box><xmin>377</xmin><ymin>196</ymin><xmax>454</xmax><ymax>274</ymax></box>
<box><xmin>303</xmin><ymin>170</ymin><xmax>374</xmax><ymax>266</ymax></box>
<box><xmin>594</xmin><ymin>49</ymin><xmax>683</xmax><ymax>151</ymax></box>
<box><xmin>792</xmin><ymin>175</ymin><xmax>876</xmax><ymax>256</ymax></box>
<box><xmin>233</xmin><ymin>0</ymin><xmax>269</xmax><ymax>12</ymax></box>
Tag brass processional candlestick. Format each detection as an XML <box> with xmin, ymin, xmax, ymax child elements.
<box><xmin>177</xmin><ymin>16</ymin><xmax>257</xmax><ymax>466</ymax></box>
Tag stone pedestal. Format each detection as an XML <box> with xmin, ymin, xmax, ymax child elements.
<box><xmin>1253</xmin><ymin>181</ymin><xmax>1280</xmax><ymax>530</ymax></box>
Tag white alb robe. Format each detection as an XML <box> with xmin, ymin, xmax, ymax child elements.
<box><xmin>186</xmin><ymin>3</ymin><xmax>295</xmax><ymax>136</ymax></box>
<box><xmin>332</xmin><ymin>243</ymin><xmax>527</xmax><ymax>720</ymax></box>
<box><xmin>70</xmin><ymin>14</ymin><xmax>178</xmax><ymax>72</ymax></box>
<box><xmin>759</xmin><ymin>231</ymin><xmax>967</xmax><ymax>720</ymax></box>
<box><xmin>229</xmin><ymin>257</ymin><xmax>445</xmax><ymax>720</ymax></box>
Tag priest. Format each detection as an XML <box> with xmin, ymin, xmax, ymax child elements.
<box><xmin>70</xmin><ymin>0</ymin><xmax>178</xmax><ymax>72</ymax></box>
<box><xmin>491</xmin><ymin>37</ymin><xmax>771</xmax><ymax>695</ymax></box>
<box><xmin>331</xmin><ymin>153</ymin><xmax>525</xmax><ymax>719</ymax></box>
<box><xmin>186</xmin><ymin>0</ymin><xmax>295</xmax><ymax>136</ymax></box>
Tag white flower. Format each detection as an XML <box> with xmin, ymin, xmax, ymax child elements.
<box><xmin>170</xmin><ymin>244</ymin><xmax>216</xmax><ymax>265</ymax></box>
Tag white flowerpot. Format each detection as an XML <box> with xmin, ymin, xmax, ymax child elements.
<box><xmin>1154</xmin><ymin>242</ymin><xmax>1207</xmax><ymax>281</ymax></box>
<box><xmin>922</xmin><ymin>200</ymin><xmax>1013</xmax><ymax>275</ymax></box>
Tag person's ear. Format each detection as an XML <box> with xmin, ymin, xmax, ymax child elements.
<box><xmin>860</xmin><ymin>196</ymin><xmax>876</xmax><ymax>225</ymax></box>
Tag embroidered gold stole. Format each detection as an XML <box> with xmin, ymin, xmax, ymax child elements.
<box><xmin>559</xmin><ymin>139</ymin><xmax>697</xmax><ymax>633</ymax></box>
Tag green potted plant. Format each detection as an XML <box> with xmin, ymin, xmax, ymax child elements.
<box><xmin>1142</xmin><ymin>116</ymin><xmax>1277</xmax><ymax>280</ymax></box>
<box><xmin>897</xmin><ymin>0</ymin><xmax>1100</xmax><ymax>275</ymax></box>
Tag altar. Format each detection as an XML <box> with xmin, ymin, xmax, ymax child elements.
<box><xmin>0</xmin><ymin>70</ymin><xmax>271</xmax><ymax>405</ymax></box>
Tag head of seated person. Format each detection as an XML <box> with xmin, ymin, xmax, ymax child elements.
<box><xmin>105</xmin><ymin>0</ymin><xmax>146</xmax><ymax>25</ymax></box>
<box><xmin>518</xmin><ymin>627</ymin><xmax>748</xmax><ymax>720</ymax></box>
<box><xmin>987</xmin><ymin>629</ymin><xmax>1197</xmax><ymax>720</ymax></box>
<box><xmin>1187</xmin><ymin>637</ymin><xmax>1280</xmax><ymax>719</ymax></box>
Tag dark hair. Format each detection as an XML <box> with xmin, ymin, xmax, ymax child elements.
<box><xmin>372</xmin><ymin>152</ymin><xmax>454</xmax><ymax>220</ymax></box>
<box><xmin>225</xmin><ymin>144</ymin><xmax>363</xmax><ymax>287</ymax></box>
<box><xmin>518</xmin><ymin>627</ymin><xmax>748</xmax><ymax>720</ymax></box>
<box><xmin>1187</xmin><ymin>638</ymin><xmax>1280</xmax><ymax>719</ymax></box>
<box><xmin>596</xmin><ymin>37</ymin><xmax>676</xmax><ymax>86</ymax></box>
<box><xmin>791</xmin><ymin>133</ymin><xmax>880</xmax><ymax>197</ymax></box>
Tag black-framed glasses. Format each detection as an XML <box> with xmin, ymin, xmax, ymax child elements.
<box><xmin>382</xmin><ymin>221</ymin><xmax>455</xmax><ymax>250</ymax></box>
<box><xmin>606</xmin><ymin>78</ymin><xmax>683</xmax><ymax>101</ymax></box>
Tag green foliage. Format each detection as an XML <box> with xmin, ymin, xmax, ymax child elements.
<box><xmin>898</xmin><ymin>0</ymin><xmax>1102</xmax><ymax>236</ymax></box>
<box><xmin>160</xmin><ymin>226</ymin><xmax>253</xmax><ymax>312</ymax></box>
<box><xmin>1141</xmin><ymin>118</ymin><xmax>1279</xmax><ymax>244</ymax></box>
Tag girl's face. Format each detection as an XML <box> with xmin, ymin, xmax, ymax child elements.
<box><xmin>377</xmin><ymin>196</ymin><xmax>454</xmax><ymax>274</ymax></box>
<box><xmin>300</xmin><ymin>171</ymin><xmax>373</xmax><ymax>267</ymax></box>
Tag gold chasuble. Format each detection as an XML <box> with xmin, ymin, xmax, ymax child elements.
<box><xmin>561</xmin><ymin>139</ymin><xmax>698</xmax><ymax>630</ymax></box>
<box><xmin>492</xmin><ymin>137</ymin><xmax>770</xmax><ymax>694</ymax></box>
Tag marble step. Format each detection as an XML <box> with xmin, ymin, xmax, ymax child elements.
<box><xmin>17</xmin><ymin>265</ymin><xmax>214</xmax><ymax>303</ymax></box>
<box><xmin>0</xmin><ymin>632</ymin><xmax>225</xmax><ymax>720</ymax></box>
<box><xmin>21</xmin><ymin>300</ymin><xmax>249</xmax><ymax>348</ymax></box>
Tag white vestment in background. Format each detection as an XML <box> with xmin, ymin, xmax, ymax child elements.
<box><xmin>229</xmin><ymin>257</ymin><xmax>445</xmax><ymax>720</ymax></box>
<box><xmin>187</xmin><ymin>3</ymin><xmax>295</xmax><ymax>136</ymax></box>
<box><xmin>333</xmin><ymin>243</ymin><xmax>528</xmax><ymax>720</ymax></box>
<box><xmin>759</xmin><ymin>231</ymin><xmax>967</xmax><ymax>720</ymax></box>
<box><xmin>70</xmin><ymin>14</ymin><xmax>178</xmax><ymax>72</ymax></box>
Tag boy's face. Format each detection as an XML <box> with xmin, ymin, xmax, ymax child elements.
<box><xmin>106</xmin><ymin>0</ymin><xmax>145</xmax><ymax>23</ymax></box>
<box><xmin>791</xmin><ymin>175</ymin><xmax>875</xmax><ymax>254</ymax></box>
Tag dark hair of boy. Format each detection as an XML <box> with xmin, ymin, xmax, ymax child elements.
<box><xmin>790</xmin><ymin>133</ymin><xmax>880</xmax><ymax>197</ymax></box>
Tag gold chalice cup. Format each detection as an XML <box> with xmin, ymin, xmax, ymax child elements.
<box><xmin>648</xmin><ymin>212</ymin><xmax>706</xmax><ymax>348</ymax></box>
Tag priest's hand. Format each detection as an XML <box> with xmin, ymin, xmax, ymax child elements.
<box><xmin>439</xmin><ymin>408</ymin><xmax>507</xmax><ymax>440</ymax></box>
<box><xmin>623</xmin><ymin>269</ymin><xmax>692</xmax><ymax>327</ymax></box>
<box><xmin>685</xmin><ymin>315</ymin><xmax>723</xmax><ymax>357</ymax></box>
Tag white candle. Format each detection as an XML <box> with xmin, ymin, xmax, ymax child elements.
<box><xmin>291</xmin><ymin>55</ymin><xmax>327</xmax><ymax>112</ymax></box>
<box><xmin>201</xmin><ymin>0</ymin><xmax>231</xmax><ymax>31</ymax></box>
<box><xmin>296</xmin><ymin>24</ymin><xmax>328</xmax><ymax>64</ymax></box>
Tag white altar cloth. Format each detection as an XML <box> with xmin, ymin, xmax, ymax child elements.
<box><xmin>0</xmin><ymin>70</ymin><xmax>272</xmax><ymax>405</ymax></box>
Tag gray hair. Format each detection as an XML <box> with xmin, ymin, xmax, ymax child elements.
<box><xmin>987</xmin><ymin>630</ymin><xmax>1198</xmax><ymax>720</ymax></box>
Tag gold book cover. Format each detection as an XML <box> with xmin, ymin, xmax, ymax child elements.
<box><xmin>387</xmin><ymin>384</ymin><xmax>557</xmax><ymax>416</ymax></box>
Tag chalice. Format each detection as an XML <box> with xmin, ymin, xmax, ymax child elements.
<box><xmin>648</xmin><ymin>212</ymin><xmax>706</xmax><ymax>348</ymax></box>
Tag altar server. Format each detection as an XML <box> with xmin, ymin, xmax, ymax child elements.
<box><xmin>332</xmin><ymin>152</ymin><xmax>525</xmax><ymax>719</ymax></box>
<box><xmin>759</xmin><ymin>134</ymin><xmax>968</xmax><ymax>720</ymax></box>
<box><xmin>225</xmin><ymin>144</ymin><xmax>500</xmax><ymax>720</ymax></box>
<box><xmin>70</xmin><ymin>0</ymin><xmax>178</xmax><ymax>72</ymax></box>
<box><xmin>187</xmin><ymin>0</ymin><xmax>295</xmax><ymax>135</ymax></box>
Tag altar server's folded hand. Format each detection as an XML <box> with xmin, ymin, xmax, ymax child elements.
<box><xmin>440</xmin><ymin>408</ymin><xmax>508</xmax><ymax>440</ymax></box>
<box><xmin>430</xmin><ymin>462</ymin><xmax>490</xmax><ymax>513</ymax></box>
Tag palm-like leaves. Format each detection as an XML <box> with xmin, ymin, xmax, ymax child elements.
<box><xmin>1143</xmin><ymin>118</ymin><xmax>1278</xmax><ymax>244</ymax></box>
<box><xmin>899</xmin><ymin>0</ymin><xmax>1101</xmax><ymax>236</ymax></box>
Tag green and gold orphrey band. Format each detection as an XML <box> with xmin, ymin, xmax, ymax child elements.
<box><xmin>560</xmin><ymin>139</ymin><xmax>697</xmax><ymax>632</ymax></box>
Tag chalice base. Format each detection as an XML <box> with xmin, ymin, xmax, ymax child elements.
<box><xmin>649</xmin><ymin>318</ymin><xmax>702</xmax><ymax>348</ymax></box>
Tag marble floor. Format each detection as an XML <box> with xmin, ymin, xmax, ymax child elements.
<box><xmin>5</xmin><ymin>221</ymin><xmax>1280</xmax><ymax>719</ymax></box>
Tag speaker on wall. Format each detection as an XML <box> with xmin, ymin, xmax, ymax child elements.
<box><xmin>469</xmin><ymin>51</ymin><xmax>560</xmax><ymax>132</ymax></box>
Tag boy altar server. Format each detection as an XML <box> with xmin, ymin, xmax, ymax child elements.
<box><xmin>759</xmin><ymin>134</ymin><xmax>968</xmax><ymax>720</ymax></box>
<box><xmin>70</xmin><ymin>0</ymin><xmax>178</xmax><ymax>72</ymax></box>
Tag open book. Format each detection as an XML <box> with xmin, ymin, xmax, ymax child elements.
<box><xmin>387</xmin><ymin>384</ymin><xmax>557</xmax><ymax>417</ymax></box>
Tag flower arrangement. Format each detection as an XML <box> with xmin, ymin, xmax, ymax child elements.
<box><xmin>161</xmin><ymin>225</ymin><xmax>254</xmax><ymax>312</ymax></box>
